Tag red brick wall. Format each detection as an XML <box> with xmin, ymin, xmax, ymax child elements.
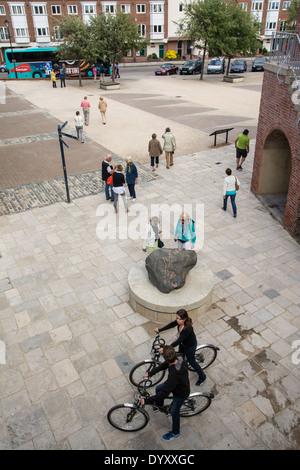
<box><xmin>251</xmin><ymin>63</ymin><xmax>300</xmax><ymax>236</ymax></box>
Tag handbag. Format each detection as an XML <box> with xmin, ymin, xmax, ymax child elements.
<box><xmin>158</xmin><ymin>238</ymin><xmax>164</xmax><ymax>248</ymax></box>
<box><xmin>235</xmin><ymin>176</ymin><xmax>239</xmax><ymax>191</ymax></box>
<box><xmin>107</xmin><ymin>171</ymin><xmax>114</xmax><ymax>185</ymax></box>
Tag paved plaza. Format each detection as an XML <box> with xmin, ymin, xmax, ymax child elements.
<box><xmin>0</xmin><ymin>72</ymin><xmax>300</xmax><ymax>450</ymax></box>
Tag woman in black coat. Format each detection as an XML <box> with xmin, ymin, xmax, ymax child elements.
<box><xmin>155</xmin><ymin>309</ymin><xmax>206</xmax><ymax>385</ymax></box>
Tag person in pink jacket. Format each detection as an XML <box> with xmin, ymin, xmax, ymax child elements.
<box><xmin>80</xmin><ymin>96</ymin><xmax>90</xmax><ymax>126</ymax></box>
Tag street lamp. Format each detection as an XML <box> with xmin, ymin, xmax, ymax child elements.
<box><xmin>4</xmin><ymin>19</ymin><xmax>18</xmax><ymax>79</ymax></box>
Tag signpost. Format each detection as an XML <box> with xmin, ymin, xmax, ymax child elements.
<box><xmin>57</xmin><ymin>121</ymin><xmax>78</xmax><ymax>203</ymax></box>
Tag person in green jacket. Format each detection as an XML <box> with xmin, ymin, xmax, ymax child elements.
<box><xmin>235</xmin><ymin>129</ymin><xmax>249</xmax><ymax>170</ymax></box>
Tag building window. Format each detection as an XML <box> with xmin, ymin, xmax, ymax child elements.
<box><xmin>11</xmin><ymin>5</ymin><xmax>26</xmax><ymax>15</ymax></box>
<box><xmin>239</xmin><ymin>2</ymin><xmax>248</xmax><ymax>10</ymax></box>
<box><xmin>32</xmin><ymin>5</ymin><xmax>46</xmax><ymax>15</ymax></box>
<box><xmin>35</xmin><ymin>27</ymin><xmax>49</xmax><ymax>36</ymax></box>
<box><xmin>252</xmin><ymin>2</ymin><xmax>263</xmax><ymax>11</ymax></box>
<box><xmin>152</xmin><ymin>25</ymin><xmax>163</xmax><ymax>33</ymax></box>
<box><xmin>15</xmin><ymin>28</ymin><xmax>29</xmax><ymax>37</ymax></box>
<box><xmin>179</xmin><ymin>3</ymin><xmax>183</xmax><ymax>12</ymax></box>
<box><xmin>51</xmin><ymin>5</ymin><xmax>61</xmax><ymax>15</ymax></box>
<box><xmin>150</xmin><ymin>4</ymin><xmax>163</xmax><ymax>13</ymax></box>
<box><xmin>68</xmin><ymin>5</ymin><xmax>78</xmax><ymax>14</ymax></box>
<box><xmin>103</xmin><ymin>3</ymin><xmax>116</xmax><ymax>14</ymax></box>
<box><xmin>53</xmin><ymin>25</ymin><xmax>61</xmax><ymax>40</ymax></box>
<box><xmin>121</xmin><ymin>4</ymin><xmax>130</xmax><ymax>13</ymax></box>
<box><xmin>0</xmin><ymin>26</ymin><xmax>9</xmax><ymax>40</ymax></box>
<box><xmin>83</xmin><ymin>4</ymin><xmax>96</xmax><ymax>14</ymax></box>
<box><xmin>268</xmin><ymin>1</ymin><xmax>279</xmax><ymax>9</ymax></box>
<box><xmin>280</xmin><ymin>20</ymin><xmax>287</xmax><ymax>31</ymax></box>
<box><xmin>0</xmin><ymin>5</ymin><xmax>6</xmax><ymax>15</ymax></box>
<box><xmin>282</xmin><ymin>1</ymin><xmax>291</xmax><ymax>9</ymax></box>
<box><xmin>136</xmin><ymin>4</ymin><xmax>146</xmax><ymax>13</ymax></box>
<box><xmin>266</xmin><ymin>22</ymin><xmax>277</xmax><ymax>29</ymax></box>
<box><xmin>138</xmin><ymin>24</ymin><xmax>146</xmax><ymax>37</ymax></box>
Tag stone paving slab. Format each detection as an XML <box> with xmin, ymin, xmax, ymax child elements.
<box><xmin>0</xmin><ymin>143</ymin><xmax>300</xmax><ymax>450</ymax></box>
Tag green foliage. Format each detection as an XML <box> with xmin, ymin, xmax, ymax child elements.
<box><xmin>148</xmin><ymin>53</ymin><xmax>158</xmax><ymax>59</ymax></box>
<box><xmin>90</xmin><ymin>12</ymin><xmax>149</xmax><ymax>81</ymax></box>
<box><xmin>177</xmin><ymin>0</ymin><xmax>260</xmax><ymax>76</ymax></box>
<box><xmin>286</xmin><ymin>0</ymin><xmax>300</xmax><ymax>30</ymax></box>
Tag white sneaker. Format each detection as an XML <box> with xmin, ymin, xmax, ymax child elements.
<box><xmin>128</xmin><ymin>197</ymin><xmax>133</xmax><ymax>200</ymax></box>
<box><xmin>132</xmin><ymin>199</ymin><xmax>136</xmax><ymax>202</ymax></box>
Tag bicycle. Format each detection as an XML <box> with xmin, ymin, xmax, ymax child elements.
<box><xmin>129</xmin><ymin>333</ymin><xmax>220</xmax><ymax>388</ymax></box>
<box><xmin>107</xmin><ymin>380</ymin><xmax>214</xmax><ymax>432</ymax></box>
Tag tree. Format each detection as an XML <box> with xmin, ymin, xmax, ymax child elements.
<box><xmin>286</xmin><ymin>0</ymin><xmax>300</xmax><ymax>31</ymax></box>
<box><xmin>177</xmin><ymin>0</ymin><xmax>227</xmax><ymax>80</ymax></box>
<box><xmin>55</xmin><ymin>16</ymin><xmax>96</xmax><ymax>87</ymax></box>
<box><xmin>177</xmin><ymin>0</ymin><xmax>260</xmax><ymax>79</ymax></box>
<box><xmin>90</xmin><ymin>12</ymin><xmax>148</xmax><ymax>82</ymax></box>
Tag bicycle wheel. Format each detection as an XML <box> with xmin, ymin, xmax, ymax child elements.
<box><xmin>107</xmin><ymin>404</ymin><xmax>149</xmax><ymax>432</ymax></box>
<box><xmin>188</xmin><ymin>344</ymin><xmax>219</xmax><ymax>371</ymax></box>
<box><xmin>129</xmin><ymin>360</ymin><xmax>165</xmax><ymax>387</ymax></box>
<box><xmin>180</xmin><ymin>392</ymin><xmax>214</xmax><ymax>417</ymax></box>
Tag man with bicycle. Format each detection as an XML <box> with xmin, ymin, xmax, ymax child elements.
<box><xmin>141</xmin><ymin>345</ymin><xmax>190</xmax><ymax>441</ymax></box>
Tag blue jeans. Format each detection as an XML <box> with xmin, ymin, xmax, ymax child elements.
<box><xmin>155</xmin><ymin>383</ymin><xmax>185</xmax><ymax>435</ymax></box>
<box><xmin>127</xmin><ymin>183</ymin><xmax>136</xmax><ymax>199</ymax></box>
<box><xmin>179</xmin><ymin>344</ymin><xmax>206</xmax><ymax>382</ymax></box>
<box><xmin>105</xmin><ymin>182</ymin><xmax>114</xmax><ymax>201</ymax></box>
<box><xmin>223</xmin><ymin>193</ymin><xmax>237</xmax><ymax>215</ymax></box>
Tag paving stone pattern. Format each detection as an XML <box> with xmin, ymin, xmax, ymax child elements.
<box><xmin>0</xmin><ymin>85</ymin><xmax>299</xmax><ymax>451</ymax></box>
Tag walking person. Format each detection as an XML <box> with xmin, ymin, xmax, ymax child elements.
<box><xmin>142</xmin><ymin>216</ymin><xmax>163</xmax><ymax>254</ymax></box>
<box><xmin>148</xmin><ymin>133</ymin><xmax>163</xmax><ymax>171</ymax></box>
<box><xmin>53</xmin><ymin>62</ymin><xmax>60</xmax><ymax>80</ymax></box>
<box><xmin>154</xmin><ymin>309</ymin><xmax>207</xmax><ymax>386</ymax></box>
<box><xmin>174</xmin><ymin>212</ymin><xmax>196</xmax><ymax>250</ymax></box>
<box><xmin>162</xmin><ymin>127</ymin><xmax>176</xmax><ymax>169</ymax></box>
<box><xmin>116</xmin><ymin>62</ymin><xmax>120</xmax><ymax>78</ymax></box>
<box><xmin>50</xmin><ymin>69</ymin><xmax>57</xmax><ymax>88</ymax></box>
<box><xmin>92</xmin><ymin>64</ymin><xmax>97</xmax><ymax>81</ymax></box>
<box><xmin>222</xmin><ymin>168</ymin><xmax>240</xmax><ymax>218</ymax></box>
<box><xmin>81</xmin><ymin>96</ymin><xmax>91</xmax><ymax>126</ymax></box>
<box><xmin>98</xmin><ymin>96</ymin><xmax>107</xmax><ymax>124</ymax></box>
<box><xmin>99</xmin><ymin>64</ymin><xmax>106</xmax><ymax>81</ymax></box>
<box><xmin>141</xmin><ymin>344</ymin><xmax>190</xmax><ymax>441</ymax></box>
<box><xmin>125</xmin><ymin>157</ymin><xmax>138</xmax><ymax>201</ymax></box>
<box><xmin>235</xmin><ymin>129</ymin><xmax>249</xmax><ymax>170</ymax></box>
<box><xmin>113</xmin><ymin>165</ymin><xmax>129</xmax><ymax>214</ymax></box>
<box><xmin>102</xmin><ymin>154</ymin><xmax>114</xmax><ymax>201</ymax></box>
<box><xmin>74</xmin><ymin>111</ymin><xmax>84</xmax><ymax>143</ymax></box>
<box><xmin>60</xmin><ymin>63</ymin><xmax>66</xmax><ymax>88</ymax></box>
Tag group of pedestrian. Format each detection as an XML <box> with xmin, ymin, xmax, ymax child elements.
<box><xmin>50</xmin><ymin>63</ymin><xmax>66</xmax><ymax>88</ymax></box>
<box><xmin>73</xmin><ymin>95</ymin><xmax>108</xmax><ymax>144</ymax></box>
<box><xmin>101</xmin><ymin>154</ymin><xmax>138</xmax><ymax>214</ymax></box>
<box><xmin>148</xmin><ymin>127</ymin><xmax>176</xmax><ymax>171</ymax></box>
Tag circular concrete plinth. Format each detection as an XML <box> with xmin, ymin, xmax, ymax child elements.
<box><xmin>128</xmin><ymin>260</ymin><xmax>214</xmax><ymax>324</ymax></box>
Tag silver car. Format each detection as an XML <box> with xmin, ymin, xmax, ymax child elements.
<box><xmin>207</xmin><ymin>57</ymin><xmax>225</xmax><ymax>74</ymax></box>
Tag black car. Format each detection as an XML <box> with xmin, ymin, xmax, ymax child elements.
<box><xmin>230</xmin><ymin>59</ymin><xmax>247</xmax><ymax>73</ymax></box>
<box><xmin>252</xmin><ymin>57</ymin><xmax>267</xmax><ymax>72</ymax></box>
<box><xmin>180</xmin><ymin>58</ymin><xmax>202</xmax><ymax>75</ymax></box>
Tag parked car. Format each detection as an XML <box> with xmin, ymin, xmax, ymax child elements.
<box><xmin>252</xmin><ymin>57</ymin><xmax>267</xmax><ymax>72</ymax></box>
<box><xmin>180</xmin><ymin>58</ymin><xmax>202</xmax><ymax>75</ymax></box>
<box><xmin>0</xmin><ymin>63</ymin><xmax>7</xmax><ymax>73</ymax></box>
<box><xmin>155</xmin><ymin>63</ymin><xmax>178</xmax><ymax>75</ymax></box>
<box><xmin>230</xmin><ymin>59</ymin><xmax>247</xmax><ymax>73</ymax></box>
<box><xmin>207</xmin><ymin>57</ymin><xmax>225</xmax><ymax>74</ymax></box>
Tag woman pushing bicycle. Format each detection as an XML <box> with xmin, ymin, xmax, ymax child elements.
<box><xmin>154</xmin><ymin>309</ymin><xmax>207</xmax><ymax>386</ymax></box>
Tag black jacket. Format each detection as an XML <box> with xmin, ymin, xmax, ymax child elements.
<box><xmin>102</xmin><ymin>160</ymin><xmax>113</xmax><ymax>182</ymax></box>
<box><xmin>145</xmin><ymin>356</ymin><xmax>190</xmax><ymax>405</ymax></box>
<box><xmin>112</xmin><ymin>171</ymin><xmax>125</xmax><ymax>187</ymax></box>
<box><xmin>159</xmin><ymin>321</ymin><xmax>197</xmax><ymax>349</ymax></box>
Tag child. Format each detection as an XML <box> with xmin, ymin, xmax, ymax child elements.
<box><xmin>50</xmin><ymin>69</ymin><xmax>56</xmax><ymax>88</ymax></box>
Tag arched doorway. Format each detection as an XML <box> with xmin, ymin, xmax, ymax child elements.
<box><xmin>257</xmin><ymin>130</ymin><xmax>292</xmax><ymax>223</ymax></box>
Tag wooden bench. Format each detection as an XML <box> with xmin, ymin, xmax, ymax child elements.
<box><xmin>209</xmin><ymin>128</ymin><xmax>234</xmax><ymax>146</ymax></box>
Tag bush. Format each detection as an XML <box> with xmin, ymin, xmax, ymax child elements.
<box><xmin>148</xmin><ymin>53</ymin><xmax>158</xmax><ymax>59</ymax></box>
<box><xmin>164</xmin><ymin>50</ymin><xmax>177</xmax><ymax>60</ymax></box>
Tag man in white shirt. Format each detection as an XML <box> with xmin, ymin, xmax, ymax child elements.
<box><xmin>74</xmin><ymin>111</ymin><xmax>84</xmax><ymax>143</ymax></box>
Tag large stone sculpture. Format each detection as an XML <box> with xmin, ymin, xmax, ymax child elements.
<box><xmin>145</xmin><ymin>248</ymin><xmax>197</xmax><ymax>294</ymax></box>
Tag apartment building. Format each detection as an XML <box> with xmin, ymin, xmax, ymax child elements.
<box><xmin>0</xmin><ymin>0</ymin><xmax>296</xmax><ymax>64</ymax></box>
